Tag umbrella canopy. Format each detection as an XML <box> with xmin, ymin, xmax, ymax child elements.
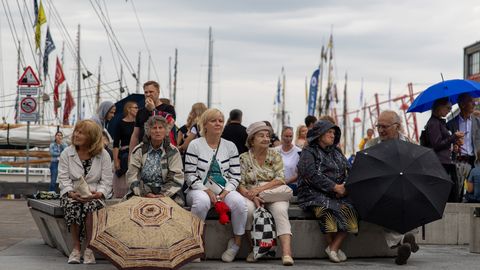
<box><xmin>89</xmin><ymin>196</ymin><xmax>204</xmax><ymax>270</ymax></box>
<box><xmin>107</xmin><ymin>94</ymin><xmax>145</xmax><ymax>137</ymax></box>
<box><xmin>407</xmin><ymin>79</ymin><xmax>480</xmax><ymax>113</ymax></box>
<box><xmin>345</xmin><ymin>140</ymin><xmax>452</xmax><ymax>234</ymax></box>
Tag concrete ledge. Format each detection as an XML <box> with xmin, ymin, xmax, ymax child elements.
<box><xmin>204</xmin><ymin>220</ymin><xmax>396</xmax><ymax>259</ymax></box>
<box><xmin>417</xmin><ymin>203</ymin><xmax>480</xmax><ymax>245</ymax></box>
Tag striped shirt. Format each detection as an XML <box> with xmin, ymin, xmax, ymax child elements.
<box><xmin>185</xmin><ymin>137</ymin><xmax>240</xmax><ymax>192</ymax></box>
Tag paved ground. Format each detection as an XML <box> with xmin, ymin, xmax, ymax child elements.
<box><xmin>0</xmin><ymin>199</ymin><xmax>479</xmax><ymax>269</ymax></box>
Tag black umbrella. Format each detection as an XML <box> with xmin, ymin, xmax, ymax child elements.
<box><xmin>345</xmin><ymin>139</ymin><xmax>452</xmax><ymax>234</ymax></box>
<box><xmin>106</xmin><ymin>93</ymin><xmax>145</xmax><ymax>136</ymax></box>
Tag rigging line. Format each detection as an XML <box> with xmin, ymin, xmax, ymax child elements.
<box><xmin>1</xmin><ymin>0</ymin><xmax>26</xmax><ymax>66</ymax></box>
<box><xmin>100</xmin><ymin>0</ymin><xmax>120</xmax><ymax>80</ymax></box>
<box><xmin>91</xmin><ymin>0</ymin><xmax>136</xmax><ymax>74</ymax></box>
<box><xmin>45</xmin><ymin>0</ymin><xmax>96</xmax><ymax>79</ymax></box>
<box><xmin>15</xmin><ymin>0</ymin><xmax>40</xmax><ymax>73</ymax></box>
<box><xmin>129</xmin><ymin>0</ymin><xmax>160</xmax><ymax>82</ymax></box>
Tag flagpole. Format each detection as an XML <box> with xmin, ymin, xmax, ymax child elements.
<box><xmin>316</xmin><ymin>45</ymin><xmax>325</xmax><ymax>116</ymax></box>
<box><xmin>76</xmin><ymin>24</ymin><xmax>81</xmax><ymax>122</ymax></box>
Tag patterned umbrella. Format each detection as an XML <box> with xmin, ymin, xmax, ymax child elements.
<box><xmin>89</xmin><ymin>196</ymin><xmax>204</xmax><ymax>270</ymax></box>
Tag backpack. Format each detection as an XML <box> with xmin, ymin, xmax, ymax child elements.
<box><xmin>419</xmin><ymin>127</ymin><xmax>430</xmax><ymax>147</ymax></box>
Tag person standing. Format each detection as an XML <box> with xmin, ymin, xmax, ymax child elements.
<box><xmin>425</xmin><ymin>98</ymin><xmax>464</xmax><ymax>202</ymax></box>
<box><xmin>304</xmin><ymin>115</ymin><xmax>317</xmax><ymax>130</ymax></box>
<box><xmin>447</xmin><ymin>93</ymin><xmax>480</xmax><ymax>200</ymax></box>
<box><xmin>111</xmin><ymin>101</ymin><xmax>138</xmax><ymax>197</ymax></box>
<box><xmin>275</xmin><ymin>126</ymin><xmax>301</xmax><ymax>195</ymax></box>
<box><xmin>222</xmin><ymin>109</ymin><xmax>248</xmax><ymax>154</ymax></box>
<box><xmin>129</xmin><ymin>81</ymin><xmax>176</xmax><ymax>152</ymax></box>
<box><xmin>49</xmin><ymin>131</ymin><xmax>68</xmax><ymax>192</ymax></box>
<box><xmin>358</xmin><ymin>128</ymin><xmax>374</xmax><ymax>151</ymax></box>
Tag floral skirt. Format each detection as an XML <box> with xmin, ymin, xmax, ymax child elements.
<box><xmin>60</xmin><ymin>196</ymin><xmax>105</xmax><ymax>240</ymax></box>
<box><xmin>311</xmin><ymin>204</ymin><xmax>359</xmax><ymax>234</ymax></box>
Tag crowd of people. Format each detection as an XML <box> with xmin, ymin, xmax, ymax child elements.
<box><xmin>50</xmin><ymin>80</ymin><xmax>480</xmax><ymax>267</ymax></box>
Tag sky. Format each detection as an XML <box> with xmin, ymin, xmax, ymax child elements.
<box><xmin>1</xmin><ymin>0</ymin><xmax>480</xmax><ymax>152</ymax></box>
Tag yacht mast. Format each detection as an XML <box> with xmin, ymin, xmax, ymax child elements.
<box><xmin>207</xmin><ymin>27</ymin><xmax>213</xmax><ymax>107</ymax></box>
<box><xmin>76</xmin><ymin>24</ymin><xmax>81</xmax><ymax>122</ymax></box>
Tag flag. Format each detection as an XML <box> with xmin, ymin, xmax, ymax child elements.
<box><xmin>53</xmin><ymin>57</ymin><xmax>65</xmax><ymax>116</ymax></box>
<box><xmin>33</xmin><ymin>0</ymin><xmax>38</xmax><ymax>27</ymax></box>
<box><xmin>359</xmin><ymin>78</ymin><xmax>364</xmax><ymax>106</ymax></box>
<box><xmin>321</xmin><ymin>45</ymin><xmax>327</xmax><ymax>62</ymax></box>
<box><xmin>328</xmin><ymin>33</ymin><xmax>333</xmax><ymax>60</ymax></box>
<box><xmin>43</xmin><ymin>27</ymin><xmax>55</xmax><ymax>79</ymax></box>
<box><xmin>34</xmin><ymin>1</ymin><xmax>46</xmax><ymax>50</ymax></box>
<box><xmin>276</xmin><ymin>77</ymin><xmax>281</xmax><ymax>105</ymax></box>
<box><xmin>63</xmin><ymin>84</ymin><xmax>75</xmax><ymax>125</ymax></box>
<box><xmin>307</xmin><ymin>69</ymin><xmax>320</xmax><ymax>115</ymax></box>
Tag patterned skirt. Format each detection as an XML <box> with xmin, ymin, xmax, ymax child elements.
<box><xmin>311</xmin><ymin>204</ymin><xmax>359</xmax><ymax>234</ymax></box>
<box><xmin>60</xmin><ymin>196</ymin><xmax>105</xmax><ymax>240</ymax></box>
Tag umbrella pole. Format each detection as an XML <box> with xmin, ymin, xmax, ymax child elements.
<box><xmin>422</xmin><ymin>225</ymin><xmax>425</xmax><ymax>240</ymax></box>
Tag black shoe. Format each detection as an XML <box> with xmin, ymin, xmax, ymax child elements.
<box><xmin>403</xmin><ymin>233</ymin><xmax>419</xmax><ymax>253</ymax></box>
<box><xmin>395</xmin><ymin>243</ymin><xmax>411</xmax><ymax>265</ymax></box>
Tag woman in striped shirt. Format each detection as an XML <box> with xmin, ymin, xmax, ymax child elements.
<box><xmin>185</xmin><ymin>108</ymin><xmax>247</xmax><ymax>263</ymax></box>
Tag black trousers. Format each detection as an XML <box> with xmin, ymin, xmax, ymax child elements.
<box><xmin>443</xmin><ymin>163</ymin><xmax>462</xmax><ymax>203</ymax></box>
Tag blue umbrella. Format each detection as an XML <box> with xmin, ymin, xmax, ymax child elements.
<box><xmin>407</xmin><ymin>79</ymin><xmax>480</xmax><ymax>113</ymax></box>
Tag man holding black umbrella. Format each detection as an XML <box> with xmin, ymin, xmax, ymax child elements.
<box><xmin>364</xmin><ymin>110</ymin><xmax>419</xmax><ymax>265</ymax></box>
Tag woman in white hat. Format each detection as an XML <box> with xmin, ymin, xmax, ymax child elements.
<box><xmin>238</xmin><ymin>121</ymin><xmax>294</xmax><ymax>266</ymax></box>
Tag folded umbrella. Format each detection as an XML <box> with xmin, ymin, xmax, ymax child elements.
<box><xmin>345</xmin><ymin>139</ymin><xmax>452</xmax><ymax>234</ymax></box>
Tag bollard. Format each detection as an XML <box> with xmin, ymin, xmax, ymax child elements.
<box><xmin>470</xmin><ymin>207</ymin><xmax>480</xmax><ymax>253</ymax></box>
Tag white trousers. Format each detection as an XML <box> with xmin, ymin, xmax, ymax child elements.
<box><xmin>384</xmin><ymin>228</ymin><xmax>419</xmax><ymax>248</ymax></box>
<box><xmin>245</xmin><ymin>198</ymin><xmax>292</xmax><ymax>236</ymax></box>
<box><xmin>186</xmin><ymin>189</ymin><xmax>247</xmax><ymax>236</ymax></box>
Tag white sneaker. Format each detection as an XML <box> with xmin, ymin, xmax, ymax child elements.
<box><xmin>67</xmin><ymin>249</ymin><xmax>81</xmax><ymax>264</ymax></box>
<box><xmin>337</xmin><ymin>249</ymin><xmax>347</xmax><ymax>262</ymax></box>
<box><xmin>221</xmin><ymin>238</ymin><xmax>239</xmax><ymax>263</ymax></box>
<box><xmin>83</xmin><ymin>248</ymin><xmax>96</xmax><ymax>264</ymax></box>
<box><xmin>325</xmin><ymin>247</ymin><xmax>341</xmax><ymax>263</ymax></box>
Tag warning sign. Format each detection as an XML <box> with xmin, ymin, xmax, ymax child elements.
<box><xmin>17</xmin><ymin>66</ymin><xmax>41</xmax><ymax>86</ymax></box>
<box><xmin>19</xmin><ymin>97</ymin><xmax>38</xmax><ymax>122</ymax></box>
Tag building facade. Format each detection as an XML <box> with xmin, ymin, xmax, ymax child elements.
<box><xmin>464</xmin><ymin>41</ymin><xmax>480</xmax><ymax>82</ymax></box>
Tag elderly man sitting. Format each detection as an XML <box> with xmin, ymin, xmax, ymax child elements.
<box><xmin>364</xmin><ymin>110</ymin><xmax>419</xmax><ymax>265</ymax></box>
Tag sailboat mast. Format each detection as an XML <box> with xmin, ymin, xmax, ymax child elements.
<box><xmin>76</xmin><ymin>24</ymin><xmax>82</xmax><ymax>122</ymax></box>
<box><xmin>173</xmin><ymin>48</ymin><xmax>178</xmax><ymax>106</ymax></box>
<box><xmin>343</xmin><ymin>73</ymin><xmax>348</xmax><ymax>154</ymax></box>
<box><xmin>15</xmin><ymin>41</ymin><xmax>21</xmax><ymax>124</ymax></box>
<box><xmin>316</xmin><ymin>45</ymin><xmax>325</xmax><ymax>116</ymax></box>
<box><xmin>147</xmin><ymin>53</ymin><xmax>151</xmax><ymax>80</ymax></box>
<box><xmin>281</xmin><ymin>67</ymin><xmax>286</xmax><ymax>128</ymax></box>
<box><xmin>136</xmin><ymin>51</ymin><xmax>141</xmax><ymax>93</ymax></box>
<box><xmin>207</xmin><ymin>27</ymin><xmax>213</xmax><ymax>108</ymax></box>
<box><xmin>96</xmin><ymin>56</ymin><xmax>102</xmax><ymax>109</ymax></box>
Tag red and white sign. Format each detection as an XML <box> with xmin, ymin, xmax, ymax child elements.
<box><xmin>17</xmin><ymin>66</ymin><xmax>41</xmax><ymax>86</ymax></box>
<box><xmin>20</xmin><ymin>97</ymin><xmax>37</xmax><ymax>113</ymax></box>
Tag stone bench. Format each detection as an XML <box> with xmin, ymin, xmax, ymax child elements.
<box><xmin>28</xmin><ymin>198</ymin><xmax>397</xmax><ymax>259</ymax></box>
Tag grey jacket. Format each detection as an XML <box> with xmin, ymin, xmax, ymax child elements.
<box><xmin>446</xmin><ymin>114</ymin><xmax>480</xmax><ymax>159</ymax></box>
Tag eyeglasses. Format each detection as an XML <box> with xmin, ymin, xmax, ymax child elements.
<box><xmin>375</xmin><ymin>123</ymin><xmax>398</xmax><ymax>130</ymax></box>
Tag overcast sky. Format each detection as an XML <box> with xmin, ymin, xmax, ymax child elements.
<box><xmin>1</xmin><ymin>0</ymin><xmax>480</xmax><ymax>150</ymax></box>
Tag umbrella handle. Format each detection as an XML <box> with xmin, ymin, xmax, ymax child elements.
<box><xmin>422</xmin><ymin>225</ymin><xmax>425</xmax><ymax>241</ymax></box>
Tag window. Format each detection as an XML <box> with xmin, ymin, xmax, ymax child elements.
<box><xmin>469</xmin><ymin>52</ymin><xmax>480</xmax><ymax>76</ymax></box>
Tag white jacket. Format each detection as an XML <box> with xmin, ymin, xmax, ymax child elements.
<box><xmin>58</xmin><ymin>145</ymin><xmax>113</xmax><ymax>198</ymax></box>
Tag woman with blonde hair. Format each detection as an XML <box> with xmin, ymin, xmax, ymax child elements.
<box><xmin>58</xmin><ymin>119</ymin><xmax>113</xmax><ymax>264</ymax></box>
<box><xmin>185</xmin><ymin>108</ymin><xmax>247</xmax><ymax>263</ymax></box>
<box><xmin>294</xmin><ymin>125</ymin><xmax>308</xmax><ymax>148</ymax></box>
<box><xmin>178</xmin><ymin>102</ymin><xmax>208</xmax><ymax>153</ymax></box>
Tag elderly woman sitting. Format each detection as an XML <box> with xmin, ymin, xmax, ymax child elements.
<box><xmin>238</xmin><ymin>121</ymin><xmax>294</xmax><ymax>266</ymax></box>
<box><xmin>297</xmin><ymin>120</ymin><xmax>358</xmax><ymax>263</ymax></box>
<box><xmin>126</xmin><ymin>115</ymin><xmax>184</xmax><ymax>204</ymax></box>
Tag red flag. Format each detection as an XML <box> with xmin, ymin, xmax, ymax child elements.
<box><xmin>63</xmin><ymin>84</ymin><xmax>75</xmax><ymax>125</ymax></box>
<box><xmin>54</xmin><ymin>57</ymin><xmax>65</xmax><ymax>116</ymax></box>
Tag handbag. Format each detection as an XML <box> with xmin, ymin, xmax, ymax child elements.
<box><xmin>203</xmin><ymin>140</ymin><xmax>226</xmax><ymax>195</ymax></box>
<box><xmin>248</xmin><ymin>151</ymin><xmax>293</xmax><ymax>203</ymax></box>
<box><xmin>252</xmin><ymin>207</ymin><xmax>277</xmax><ymax>259</ymax></box>
<box><xmin>259</xmin><ymin>184</ymin><xmax>293</xmax><ymax>203</ymax></box>
<box><xmin>73</xmin><ymin>176</ymin><xmax>92</xmax><ymax>198</ymax></box>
